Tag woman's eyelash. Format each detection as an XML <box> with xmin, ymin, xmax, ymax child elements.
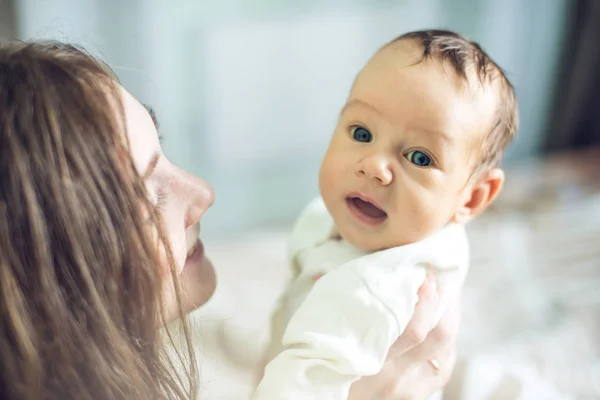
<box><xmin>155</xmin><ymin>187</ymin><xmax>168</xmax><ymax>210</ymax></box>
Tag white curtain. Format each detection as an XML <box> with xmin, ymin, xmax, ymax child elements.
<box><xmin>15</xmin><ymin>0</ymin><xmax>570</xmax><ymax>236</ymax></box>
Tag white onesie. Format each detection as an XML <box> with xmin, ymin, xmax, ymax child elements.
<box><xmin>254</xmin><ymin>197</ymin><xmax>470</xmax><ymax>400</ymax></box>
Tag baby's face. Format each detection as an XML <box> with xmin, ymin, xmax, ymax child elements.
<box><xmin>319</xmin><ymin>41</ymin><xmax>498</xmax><ymax>251</ymax></box>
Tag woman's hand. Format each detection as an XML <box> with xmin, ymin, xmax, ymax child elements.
<box><xmin>347</xmin><ymin>275</ymin><xmax>461</xmax><ymax>400</ymax></box>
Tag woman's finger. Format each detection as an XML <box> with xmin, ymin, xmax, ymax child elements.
<box><xmin>394</xmin><ymin>292</ymin><xmax>461</xmax><ymax>389</ymax></box>
<box><xmin>388</xmin><ymin>274</ymin><xmax>440</xmax><ymax>357</ymax></box>
<box><xmin>349</xmin><ymin>288</ymin><xmax>461</xmax><ymax>400</ymax></box>
<box><xmin>390</xmin><ymin>345</ymin><xmax>457</xmax><ymax>399</ymax></box>
<box><xmin>427</xmin><ymin>292</ymin><xmax>461</xmax><ymax>347</ymax></box>
<box><xmin>386</xmin><ymin>327</ymin><xmax>457</xmax><ymax>399</ymax></box>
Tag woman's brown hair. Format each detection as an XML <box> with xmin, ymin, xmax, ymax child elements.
<box><xmin>0</xmin><ymin>42</ymin><xmax>198</xmax><ymax>399</ymax></box>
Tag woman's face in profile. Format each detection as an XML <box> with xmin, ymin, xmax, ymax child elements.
<box><xmin>120</xmin><ymin>86</ymin><xmax>216</xmax><ymax>321</ymax></box>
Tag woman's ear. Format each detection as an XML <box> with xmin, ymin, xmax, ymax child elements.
<box><xmin>452</xmin><ymin>168</ymin><xmax>504</xmax><ymax>224</ymax></box>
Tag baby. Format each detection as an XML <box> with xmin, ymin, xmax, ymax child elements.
<box><xmin>254</xmin><ymin>30</ymin><xmax>518</xmax><ymax>400</ymax></box>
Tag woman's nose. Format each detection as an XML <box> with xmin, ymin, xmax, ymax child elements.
<box><xmin>174</xmin><ymin>168</ymin><xmax>214</xmax><ymax>228</ymax></box>
<box><xmin>355</xmin><ymin>154</ymin><xmax>393</xmax><ymax>185</ymax></box>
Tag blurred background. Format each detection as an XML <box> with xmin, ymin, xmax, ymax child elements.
<box><xmin>2</xmin><ymin>1</ymin><xmax>599</xmax><ymax>398</ymax></box>
<box><xmin>0</xmin><ymin>0</ymin><xmax>585</xmax><ymax>236</ymax></box>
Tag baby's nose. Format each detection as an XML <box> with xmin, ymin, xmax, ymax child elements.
<box><xmin>356</xmin><ymin>155</ymin><xmax>393</xmax><ymax>185</ymax></box>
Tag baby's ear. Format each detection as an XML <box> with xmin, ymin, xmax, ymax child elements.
<box><xmin>452</xmin><ymin>168</ymin><xmax>504</xmax><ymax>224</ymax></box>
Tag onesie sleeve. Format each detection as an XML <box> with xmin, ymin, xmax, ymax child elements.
<box><xmin>252</xmin><ymin>261</ymin><xmax>426</xmax><ymax>400</ymax></box>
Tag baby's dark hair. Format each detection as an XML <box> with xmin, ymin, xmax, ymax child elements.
<box><xmin>389</xmin><ymin>30</ymin><xmax>518</xmax><ymax>172</ymax></box>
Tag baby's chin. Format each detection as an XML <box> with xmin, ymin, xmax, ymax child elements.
<box><xmin>336</xmin><ymin>217</ymin><xmax>432</xmax><ymax>252</ymax></box>
<box><xmin>335</xmin><ymin>224</ymin><xmax>390</xmax><ymax>253</ymax></box>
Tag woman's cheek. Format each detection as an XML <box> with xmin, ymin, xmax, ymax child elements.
<box><xmin>171</xmin><ymin>235</ymin><xmax>187</xmax><ymax>275</ymax></box>
<box><xmin>155</xmin><ymin>222</ymin><xmax>185</xmax><ymax>277</ymax></box>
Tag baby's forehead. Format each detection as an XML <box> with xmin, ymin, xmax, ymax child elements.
<box><xmin>361</xmin><ymin>47</ymin><xmax>498</xmax><ymax>124</ymax></box>
<box><xmin>381</xmin><ymin>39</ymin><xmax>498</xmax><ymax>90</ymax></box>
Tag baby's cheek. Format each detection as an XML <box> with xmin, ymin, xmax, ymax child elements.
<box><xmin>319</xmin><ymin>160</ymin><xmax>338</xmax><ymax>187</ymax></box>
<box><xmin>393</xmin><ymin>196</ymin><xmax>439</xmax><ymax>242</ymax></box>
<box><xmin>418</xmin><ymin>195</ymin><xmax>456</xmax><ymax>233</ymax></box>
<box><xmin>415</xmin><ymin>172</ymin><xmax>442</xmax><ymax>193</ymax></box>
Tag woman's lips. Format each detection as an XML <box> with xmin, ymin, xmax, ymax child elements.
<box><xmin>185</xmin><ymin>239</ymin><xmax>205</xmax><ymax>264</ymax></box>
<box><xmin>187</xmin><ymin>240</ymin><xmax>199</xmax><ymax>258</ymax></box>
<box><xmin>180</xmin><ymin>237</ymin><xmax>216</xmax><ymax>311</ymax></box>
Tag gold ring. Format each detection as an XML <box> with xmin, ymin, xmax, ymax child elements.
<box><xmin>428</xmin><ymin>358</ymin><xmax>440</xmax><ymax>374</ymax></box>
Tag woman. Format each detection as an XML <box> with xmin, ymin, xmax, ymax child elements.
<box><xmin>0</xmin><ymin>41</ymin><xmax>458</xmax><ymax>399</ymax></box>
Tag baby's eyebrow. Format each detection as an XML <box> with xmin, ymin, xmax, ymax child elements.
<box><xmin>427</xmin><ymin>129</ymin><xmax>455</xmax><ymax>147</ymax></box>
<box><xmin>340</xmin><ymin>99</ymin><xmax>382</xmax><ymax>117</ymax></box>
<box><xmin>342</xmin><ymin>99</ymin><xmax>455</xmax><ymax>145</ymax></box>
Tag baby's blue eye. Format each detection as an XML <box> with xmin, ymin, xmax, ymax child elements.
<box><xmin>351</xmin><ymin>126</ymin><xmax>372</xmax><ymax>143</ymax></box>
<box><xmin>406</xmin><ymin>151</ymin><xmax>432</xmax><ymax>167</ymax></box>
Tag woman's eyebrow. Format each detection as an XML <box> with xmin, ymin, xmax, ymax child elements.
<box><xmin>142</xmin><ymin>153</ymin><xmax>160</xmax><ymax>180</ymax></box>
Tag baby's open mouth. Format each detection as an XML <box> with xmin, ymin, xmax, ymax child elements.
<box><xmin>346</xmin><ymin>195</ymin><xmax>387</xmax><ymax>226</ymax></box>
